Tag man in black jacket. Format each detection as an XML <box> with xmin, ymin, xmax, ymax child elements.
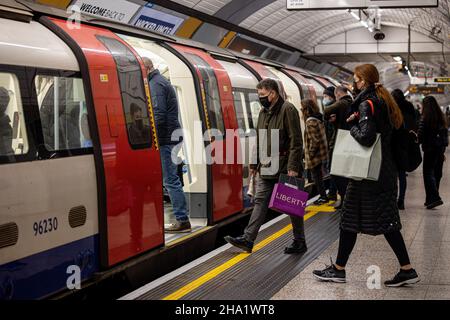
<box><xmin>143</xmin><ymin>57</ymin><xmax>190</xmax><ymax>233</ymax></box>
<box><xmin>323</xmin><ymin>85</ymin><xmax>353</xmax><ymax>208</ymax></box>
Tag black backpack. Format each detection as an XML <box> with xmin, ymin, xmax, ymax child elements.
<box><xmin>391</xmin><ymin>126</ymin><xmax>422</xmax><ymax>172</ymax></box>
<box><xmin>434</xmin><ymin>126</ymin><xmax>449</xmax><ymax>148</ymax></box>
<box><xmin>366</xmin><ymin>100</ymin><xmax>422</xmax><ymax>173</ymax></box>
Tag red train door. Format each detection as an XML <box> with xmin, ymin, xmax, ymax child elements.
<box><xmin>46</xmin><ymin>18</ymin><xmax>164</xmax><ymax>267</ymax></box>
<box><xmin>168</xmin><ymin>44</ymin><xmax>243</xmax><ymax>223</ymax></box>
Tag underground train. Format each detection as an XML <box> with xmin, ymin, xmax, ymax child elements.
<box><xmin>0</xmin><ymin>3</ymin><xmax>340</xmax><ymax>300</ymax></box>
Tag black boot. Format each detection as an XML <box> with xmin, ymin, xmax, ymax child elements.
<box><xmin>284</xmin><ymin>240</ymin><xmax>307</xmax><ymax>254</ymax></box>
<box><xmin>224</xmin><ymin>235</ymin><xmax>254</xmax><ymax>253</ymax></box>
<box><xmin>397</xmin><ymin>199</ymin><xmax>405</xmax><ymax>210</ymax></box>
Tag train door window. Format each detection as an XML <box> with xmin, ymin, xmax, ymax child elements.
<box><xmin>185</xmin><ymin>53</ymin><xmax>225</xmax><ymax>135</ymax></box>
<box><xmin>35</xmin><ymin>75</ymin><xmax>91</xmax><ymax>151</ymax></box>
<box><xmin>247</xmin><ymin>92</ymin><xmax>262</xmax><ymax>127</ymax></box>
<box><xmin>233</xmin><ymin>91</ymin><xmax>253</xmax><ymax>134</ymax></box>
<box><xmin>97</xmin><ymin>36</ymin><xmax>152</xmax><ymax>149</ymax></box>
<box><xmin>0</xmin><ymin>72</ymin><xmax>28</xmax><ymax>156</ymax></box>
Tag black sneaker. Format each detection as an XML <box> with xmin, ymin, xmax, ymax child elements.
<box><xmin>165</xmin><ymin>220</ymin><xmax>191</xmax><ymax>233</ymax></box>
<box><xmin>312</xmin><ymin>259</ymin><xmax>346</xmax><ymax>283</ymax></box>
<box><xmin>224</xmin><ymin>235</ymin><xmax>254</xmax><ymax>253</ymax></box>
<box><xmin>426</xmin><ymin>199</ymin><xmax>443</xmax><ymax>210</ymax></box>
<box><xmin>313</xmin><ymin>197</ymin><xmax>329</xmax><ymax>205</ymax></box>
<box><xmin>397</xmin><ymin>200</ymin><xmax>405</xmax><ymax>210</ymax></box>
<box><xmin>385</xmin><ymin>269</ymin><xmax>420</xmax><ymax>287</ymax></box>
<box><xmin>284</xmin><ymin>240</ymin><xmax>307</xmax><ymax>254</ymax></box>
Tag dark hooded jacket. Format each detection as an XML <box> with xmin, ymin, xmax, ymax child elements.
<box><xmin>340</xmin><ymin>85</ymin><xmax>402</xmax><ymax>235</ymax></box>
<box><xmin>148</xmin><ymin>69</ymin><xmax>182</xmax><ymax>146</ymax></box>
<box><xmin>392</xmin><ymin>92</ymin><xmax>418</xmax><ymax>132</ymax></box>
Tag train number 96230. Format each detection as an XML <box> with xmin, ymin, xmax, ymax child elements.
<box><xmin>33</xmin><ymin>218</ymin><xmax>58</xmax><ymax>236</ymax></box>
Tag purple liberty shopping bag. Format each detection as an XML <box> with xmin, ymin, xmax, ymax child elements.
<box><xmin>268</xmin><ymin>180</ymin><xmax>309</xmax><ymax>217</ymax></box>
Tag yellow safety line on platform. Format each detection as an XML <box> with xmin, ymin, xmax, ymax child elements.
<box><xmin>162</xmin><ymin>203</ymin><xmax>336</xmax><ymax>300</ymax></box>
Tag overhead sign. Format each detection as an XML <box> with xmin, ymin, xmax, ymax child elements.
<box><xmin>409</xmin><ymin>85</ymin><xmax>445</xmax><ymax>95</ymax></box>
<box><xmin>130</xmin><ymin>6</ymin><xmax>184</xmax><ymax>35</ymax></box>
<box><xmin>71</xmin><ymin>0</ymin><xmax>140</xmax><ymax>23</ymax></box>
<box><xmin>434</xmin><ymin>77</ymin><xmax>450</xmax><ymax>83</ymax></box>
<box><xmin>287</xmin><ymin>0</ymin><xmax>438</xmax><ymax>10</ymax></box>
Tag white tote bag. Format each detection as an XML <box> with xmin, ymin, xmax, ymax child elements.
<box><xmin>330</xmin><ymin>129</ymin><xmax>382</xmax><ymax>181</ymax></box>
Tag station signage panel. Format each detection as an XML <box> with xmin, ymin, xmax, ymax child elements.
<box><xmin>71</xmin><ymin>0</ymin><xmax>140</xmax><ymax>23</ymax></box>
<box><xmin>434</xmin><ymin>77</ymin><xmax>450</xmax><ymax>83</ymax></box>
<box><xmin>130</xmin><ymin>6</ymin><xmax>185</xmax><ymax>35</ymax></box>
<box><xmin>287</xmin><ymin>0</ymin><xmax>438</xmax><ymax>10</ymax></box>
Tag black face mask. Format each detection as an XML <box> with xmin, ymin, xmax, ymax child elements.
<box><xmin>259</xmin><ymin>95</ymin><xmax>272</xmax><ymax>109</ymax></box>
<box><xmin>352</xmin><ymin>81</ymin><xmax>361</xmax><ymax>96</ymax></box>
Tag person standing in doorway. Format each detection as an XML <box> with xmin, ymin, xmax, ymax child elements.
<box><xmin>143</xmin><ymin>57</ymin><xmax>191</xmax><ymax>233</ymax></box>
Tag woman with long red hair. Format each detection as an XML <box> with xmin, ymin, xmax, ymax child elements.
<box><xmin>313</xmin><ymin>64</ymin><xmax>420</xmax><ymax>287</ymax></box>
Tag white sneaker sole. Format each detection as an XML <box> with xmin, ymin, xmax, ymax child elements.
<box><xmin>313</xmin><ymin>273</ymin><xmax>346</xmax><ymax>283</ymax></box>
<box><xmin>385</xmin><ymin>277</ymin><xmax>420</xmax><ymax>287</ymax></box>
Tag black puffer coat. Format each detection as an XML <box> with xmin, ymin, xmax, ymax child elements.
<box><xmin>340</xmin><ymin>85</ymin><xmax>402</xmax><ymax>235</ymax></box>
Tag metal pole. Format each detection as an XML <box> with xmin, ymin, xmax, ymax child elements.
<box><xmin>54</xmin><ymin>77</ymin><xmax>59</xmax><ymax>150</ymax></box>
<box><xmin>407</xmin><ymin>23</ymin><xmax>411</xmax><ymax>72</ymax></box>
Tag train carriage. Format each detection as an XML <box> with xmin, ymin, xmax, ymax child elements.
<box><xmin>0</xmin><ymin>2</ymin><xmax>340</xmax><ymax>300</ymax></box>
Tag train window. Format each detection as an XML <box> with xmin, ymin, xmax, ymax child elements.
<box><xmin>35</xmin><ymin>76</ymin><xmax>92</xmax><ymax>151</ymax></box>
<box><xmin>97</xmin><ymin>36</ymin><xmax>152</xmax><ymax>149</ymax></box>
<box><xmin>184</xmin><ymin>53</ymin><xmax>225</xmax><ymax>135</ymax></box>
<box><xmin>247</xmin><ymin>92</ymin><xmax>262</xmax><ymax>128</ymax></box>
<box><xmin>0</xmin><ymin>72</ymin><xmax>29</xmax><ymax>156</ymax></box>
<box><xmin>232</xmin><ymin>91</ymin><xmax>248</xmax><ymax>133</ymax></box>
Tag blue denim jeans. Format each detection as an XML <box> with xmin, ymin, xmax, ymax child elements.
<box><xmin>160</xmin><ymin>144</ymin><xmax>189</xmax><ymax>222</ymax></box>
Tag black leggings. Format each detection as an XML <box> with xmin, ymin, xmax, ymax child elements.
<box><xmin>336</xmin><ymin>229</ymin><xmax>411</xmax><ymax>267</ymax></box>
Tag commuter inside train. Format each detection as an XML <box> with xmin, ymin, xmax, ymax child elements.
<box><xmin>0</xmin><ymin>86</ymin><xmax>13</xmax><ymax>155</ymax></box>
<box><xmin>128</xmin><ymin>103</ymin><xmax>152</xmax><ymax>145</ymax></box>
<box><xmin>142</xmin><ymin>57</ymin><xmax>190</xmax><ymax>233</ymax></box>
<box><xmin>324</xmin><ymin>85</ymin><xmax>353</xmax><ymax>208</ymax></box>
<box><xmin>313</xmin><ymin>64</ymin><xmax>420</xmax><ymax>287</ymax></box>
<box><xmin>224</xmin><ymin>78</ymin><xmax>307</xmax><ymax>255</ymax></box>
<box><xmin>418</xmin><ymin>95</ymin><xmax>448</xmax><ymax>210</ymax></box>
<box><xmin>391</xmin><ymin>89</ymin><xmax>419</xmax><ymax>210</ymax></box>
<box><xmin>301</xmin><ymin>99</ymin><xmax>329</xmax><ymax>205</ymax></box>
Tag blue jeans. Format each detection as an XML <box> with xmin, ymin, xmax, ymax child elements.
<box><xmin>160</xmin><ymin>144</ymin><xmax>189</xmax><ymax>222</ymax></box>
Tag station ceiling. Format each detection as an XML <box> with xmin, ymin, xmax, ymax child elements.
<box><xmin>171</xmin><ymin>0</ymin><xmax>450</xmax><ymax>52</ymax></box>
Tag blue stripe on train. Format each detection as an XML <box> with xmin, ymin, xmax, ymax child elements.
<box><xmin>0</xmin><ymin>235</ymin><xmax>99</xmax><ymax>300</ymax></box>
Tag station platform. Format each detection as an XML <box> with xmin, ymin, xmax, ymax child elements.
<box><xmin>120</xmin><ymin>149</ymin><xmax>449</xmax><ymax>301</ymax></box>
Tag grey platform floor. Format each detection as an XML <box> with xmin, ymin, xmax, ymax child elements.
<box><xmin>272</xmin><ymin>149</ymin><xmax>450</xmax><ymax>300</ymax></box>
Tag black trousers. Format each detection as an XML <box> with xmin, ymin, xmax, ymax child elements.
<box><xmin>332</xmin><ymin>175</ymin><xmax>349</xmax><ymax>200</ymax></box>
<box><xmin>336</xmin><ymin>229</ymin><xmax>411</xmax><ymax>267</ymax></box>
<box><xmin>311</xmin><ymin>164</ymin><xmax>327</xmax><ymax>198</ymax></box>
<box><xmin>423</xmin><ymin>149</ymin><xmax>445</xmax><ymax>204</ymax></box>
